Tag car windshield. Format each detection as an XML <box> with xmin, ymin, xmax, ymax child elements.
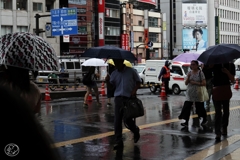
<box><xmin>182</xmin><ymin>66</ymin><xmax>190</xmax><ymax>75</ymax></box>
<box><xmin>236</xmin><ymin>71</ymin><xmax>240</xmax><ymax>77</ymax></box>
<box><xmin>133</xmin><ymin>66</ymin><xmax>145</xmax><ymax>73</ymax></box>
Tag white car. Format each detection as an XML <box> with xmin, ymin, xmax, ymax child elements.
<box><xmin>133</xmin><ymin>65</ymin><xmax>146</xmax><ymax>84</ymax></box>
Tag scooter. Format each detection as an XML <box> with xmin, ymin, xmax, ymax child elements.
<box><xmin>48</xmin><ymin>72</ymin><xmax>69</xmax><ymax>91</ymax></box>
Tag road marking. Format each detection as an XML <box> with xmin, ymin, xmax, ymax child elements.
<box><xmin>54</xmin><ymin>106</ymin><xmax>240</xmax><ymax>148</ymax></box>
<box><xmin>184</xmin><ymin>135</ymin><xmax>240</xmax><ymax>160</ymax></box>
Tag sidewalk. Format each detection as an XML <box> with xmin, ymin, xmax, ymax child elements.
<box><xmin>39</xmin><ymin>85</ymin><xmax>102</xmax><ymax>100</ymax></box>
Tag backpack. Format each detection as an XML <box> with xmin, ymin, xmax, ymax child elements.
<box><xmin>82</xmin><ymin>73</ymin><xmax>93</xmax><ymax>85</ymax></box>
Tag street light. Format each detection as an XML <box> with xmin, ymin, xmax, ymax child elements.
<box><xmin>136</xmin><ymin>43</ymin><xmax>145</xmax><ymax>64</ymax></box>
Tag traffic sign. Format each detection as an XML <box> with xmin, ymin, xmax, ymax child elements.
<box><xmin>147</xmin><ymin>41</ymin><xmax>153</xmax><ymax>47</ymax></box>
<box><xmin>51</xmin><ymin>8</ymin><xmax>78</xmax><ymax>36</ymax></box>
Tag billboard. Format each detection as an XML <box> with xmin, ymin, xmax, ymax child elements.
<box><xmin>182</xmin><ymin>28</ymin><xmax>208</xmax><ymax>51</ymax></box>
<box><xmin>137</xmin><ymin>0</ymin><xmax>156</xmax><ymax>6</ymax></box>
<box><xmin>182</xmin><ymin>3</ymin><xmax>207</xmax><ymax>25</ymax></box>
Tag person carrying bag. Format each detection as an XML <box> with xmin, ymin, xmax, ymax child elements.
<box><xmin>178</xmin><ymin>60</ymin><xmax>208</xmax><ymax>127</ymax></box>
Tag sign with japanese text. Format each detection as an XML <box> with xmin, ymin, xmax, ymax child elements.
<box><xmin>121</xmin><ymin>34</ymin><xmax>129</xmax><ymax>50</ymax></box>
<box><xmin>182</xmin><ymin>3</ymin><xmax>207</xmax><ymax>26</ymax></box>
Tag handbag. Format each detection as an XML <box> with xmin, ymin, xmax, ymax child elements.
<box><xmin>123</xmin><ymin>97</ymin><xmax>144</xmax><ymax>119</ymax></box>
<box><xmin>82</xmin><ymin>72</ymin><xmax>93</xmax><ymax>85</ymax></box>
<box><xmin>212</xmin><ymin>85</ymin><xmax>232</xmax><ymax>101</ymax></box>
<box><xmin>198</xmin><ymin>71</ymin><xmax>209</xmax><ymax>102</ymax></box>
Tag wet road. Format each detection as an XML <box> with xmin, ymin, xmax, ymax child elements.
<box><xmin>39</xmin><ymin>88</ymin><xmax>240</xmax><ymax>160</ymax></box>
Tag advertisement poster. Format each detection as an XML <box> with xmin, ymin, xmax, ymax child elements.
<box><xmin>182</xmin><ymin>3</ymin><xmax>207</xmax><ymax>25</ymax></box>
<box><xmin>182</xmin><ymin>28</ymin><xmax>208</xmax><ymax>51</ymax></box>
<box><xmin>137</xmin><ymin>0</ymin><xmax>156</xmax><ymax>6</ymax></box>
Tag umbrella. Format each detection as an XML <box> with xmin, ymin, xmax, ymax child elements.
<box><xmin>81</xmin><ymin>46</ymin><xmax>137</xmax><ymax>62</ymax></box>
<box><xmin>234</xmin><ymin>58</ymin><xmax>240</xmax><ymax>65</ymax></box>
<box><xmin>82</xmin><ymin>58</ymin><xmax>108</xmax><ymax>66</ymax></box>
<box><xmin>107</xmin><ymin>59</ymin><xmax>132</xmax><ymax>68</ymax></box>
<box><xmin>197</xmin><ymin>44</ymin><xmax>240</xmax><ymax>64</ymax></box>
<box><xmin>0</xmin><ymin>32</ymin><xmax>59</xmax><ymax>71</ymax></box>
<box><xmin>172</xmin><ymin>52</ymin><xmax>201</xmax><ymax>63</ymax></box>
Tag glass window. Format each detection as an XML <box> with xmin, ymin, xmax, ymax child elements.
<box><xmin>17</xmin><ymin>26</ymin><xmax>28</xmax><ymax>32</ymax></box>
<box><xmin>17</xmin><ymin>0</ymin><xmax>27</xmax><ymax>10</ymax></box>
<box><xmin>148</xmin><ymin>17</ymin><xmax>158</xmax><ymax>27</ymax></box>
<box><xmin>66</xmin><ymin>62</ymin><xmax>74</xmax><ymax>69</ymax></box>
<box><xmin>75</xmin><ymin>62</ymin><xmax>80</xmax><ymax>69</ymax></box>
<box><xmin>33</xmin><ymin>2</ymin><xmax>42</xmax><ymax>11</ymax></box>
<box><xmin>45</xmin><ymin>0</ymin><xmax>54</xmax><ymax>12</ymax></box>
<box><xmin>0</xmin><ymin>0</ymin><xmax>12</xmax><ymax>9</ymax></box>
<box><xmin>105</xmin><ymin>26</ymin><xmax>120</xmax><ymax>36</ymax></box>
<box><xmin>1</xmin><ymin>26</ymin><xmax>13</xmax><ymax>36</ymax></box>
<box><xmin>149</xmin><ymin>33</ymin><xmax>158</xmax><ymax>42</ymax></box>
<box><xmin>171</xmin><ymin>66</ymin><xmax>183</xmax><ymax>76</ymax></box>
<box><xmin>110</xmin><ymin>9</ymin><xmax>119</xmax><ymax>18</ymax></box>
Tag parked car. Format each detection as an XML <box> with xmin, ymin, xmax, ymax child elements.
<box><xmin>133</xmin><ymin>65</ymin><xmax>146</xmax><ymax>84</ymax></box>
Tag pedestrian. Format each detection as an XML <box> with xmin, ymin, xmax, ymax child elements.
<box><xmin>202</xmin><ymin>64</ymin><xmax>213</xmax><ymax>108</ymax></box>
<box><xmin>83</xmin><ymin>66</ymin><xmax>101</xmax><ymax>107</ymax></box>
<box><xmin>1</xmin><ymin>85</ymin><xmax>62</xmax><ymax>160</ymax></box>
<box><xmin>158</xmin><ymin>60</ymin><xmax>171</xmax><ymax>95</ymax></box>
<box><xmin>105</xmin><ymin>63</ymin><xmax>115</xmax><ymax>107</ymax></box>
<box><xmin>105</xmin><ymin>59</ymin><xmax>141</xmax><ymax>150</ymax></box>
<box><xmin>0</xmin><ymin>65</ymin><xmax>41</xmax><ymax>114</ymax></box>
<box><xmin>178</xmin><ymin>60</ymin><xmax>208</xmax><ymax>127</ymax></box>
<box><xmin>211</xmin><ymin>63</ymin><xmax>235</xmax><ymax>140</ymax></box>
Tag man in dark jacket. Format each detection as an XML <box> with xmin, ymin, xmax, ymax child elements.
<box><xmin>158</xmin><ymin>60</ymin><xmax>171</xmax><ymax>95</ymax></box>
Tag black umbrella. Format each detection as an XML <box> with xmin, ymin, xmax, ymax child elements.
<box><xmin>81</xmin><ymin>46</ymin><xmax>137</xmax><ymax>62</ymax></box>
<box><xmin>197</xmin><ymin>44</ymin><xmax>240</xmax><ymax>64</ymax></box>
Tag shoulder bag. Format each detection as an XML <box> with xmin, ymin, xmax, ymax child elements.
<box><xmin>198</xmin><ymin>71</ymin><xmax>209</xmax><ymax>102</ymax></box>
<box><xmin>123</xmin><ymin>96</ymin><xmax>144</xmax><ymax>120</ymax></box>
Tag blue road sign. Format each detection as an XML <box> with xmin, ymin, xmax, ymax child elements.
<box><xmin>51</xmin><ymin>8</ymin><xmax>78</xmax><ymax>36</ymax></box>
<box><xmin>147</xmin><ymin>41</ymin><xmax>153</xmax><ymax>47</ymax></box>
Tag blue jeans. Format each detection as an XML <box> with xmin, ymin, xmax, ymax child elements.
<box><xmin>114</xmin><ymin>96</ymin><xmax>138</xmax><ymax>143</ymax></box>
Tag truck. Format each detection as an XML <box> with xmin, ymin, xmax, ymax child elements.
<box><xmin>145</xmin><ymin>60</ymin><xmax>190</xmax><ymax>95</ymax></box>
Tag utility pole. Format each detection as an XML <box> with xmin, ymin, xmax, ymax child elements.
<box><xmin>35</xmin><ymin>14</ymin><xmax>51</xmax><ymax>36</ymax></box>
<box><xmin>169</xmin><ymin>0</ymin><xmax>173</xmax><ymax>59</ymax></box>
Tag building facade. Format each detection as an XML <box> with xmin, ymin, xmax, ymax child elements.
<box><xmin>0</xmin><ymin>0</ymin><xmax>60</xmax><ymax>55</ymax></box>
<box><xmin>160</xmin><ymin>0</ymin><xmax>240</xmax><ymax>57</ymax></box>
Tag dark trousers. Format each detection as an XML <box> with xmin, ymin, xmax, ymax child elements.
<box><xmin>179</xmin><ymin>101</ymin><xmax>207</xmax><ymax>123</ymax></box>
<box><xmin>213</xmin><ymin>100</ymin><xmax>230</xmax><ymax>134</ymax></box>
<box><xmin>114</xmin><ymin>96</ymin><xmax>138</xmax><ymax>143</ymax></box>
<box><xmin>163</xmin><ymin>81</ymin><xmax>169</xmax><ymax>94</ymax></box>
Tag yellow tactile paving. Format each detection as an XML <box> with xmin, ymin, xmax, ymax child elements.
<box><xmin>221</xmin><ymin>147</ymin><xmax>240</xmax><ymax>160</ymax></box>
<box><xmin>185</xmin><ymin>135</ymin><xmax>240</xmax><ymax>160</ymax></box>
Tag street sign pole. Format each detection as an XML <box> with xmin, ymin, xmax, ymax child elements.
<box><xmin>35</xmin><ymin>14</ymin><xmax>51</xmax><ymax>36</ymax></box>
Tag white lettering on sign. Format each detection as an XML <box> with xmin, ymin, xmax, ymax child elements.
<box><xmin>99</xmin><ymin>13</ymin><xmax>104</xmax><ymax>39</ymax></box>
<box><xmin>99</xmin><ymin>0</ymin><xmax>102</xmax><ymax>5</ymax></box>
